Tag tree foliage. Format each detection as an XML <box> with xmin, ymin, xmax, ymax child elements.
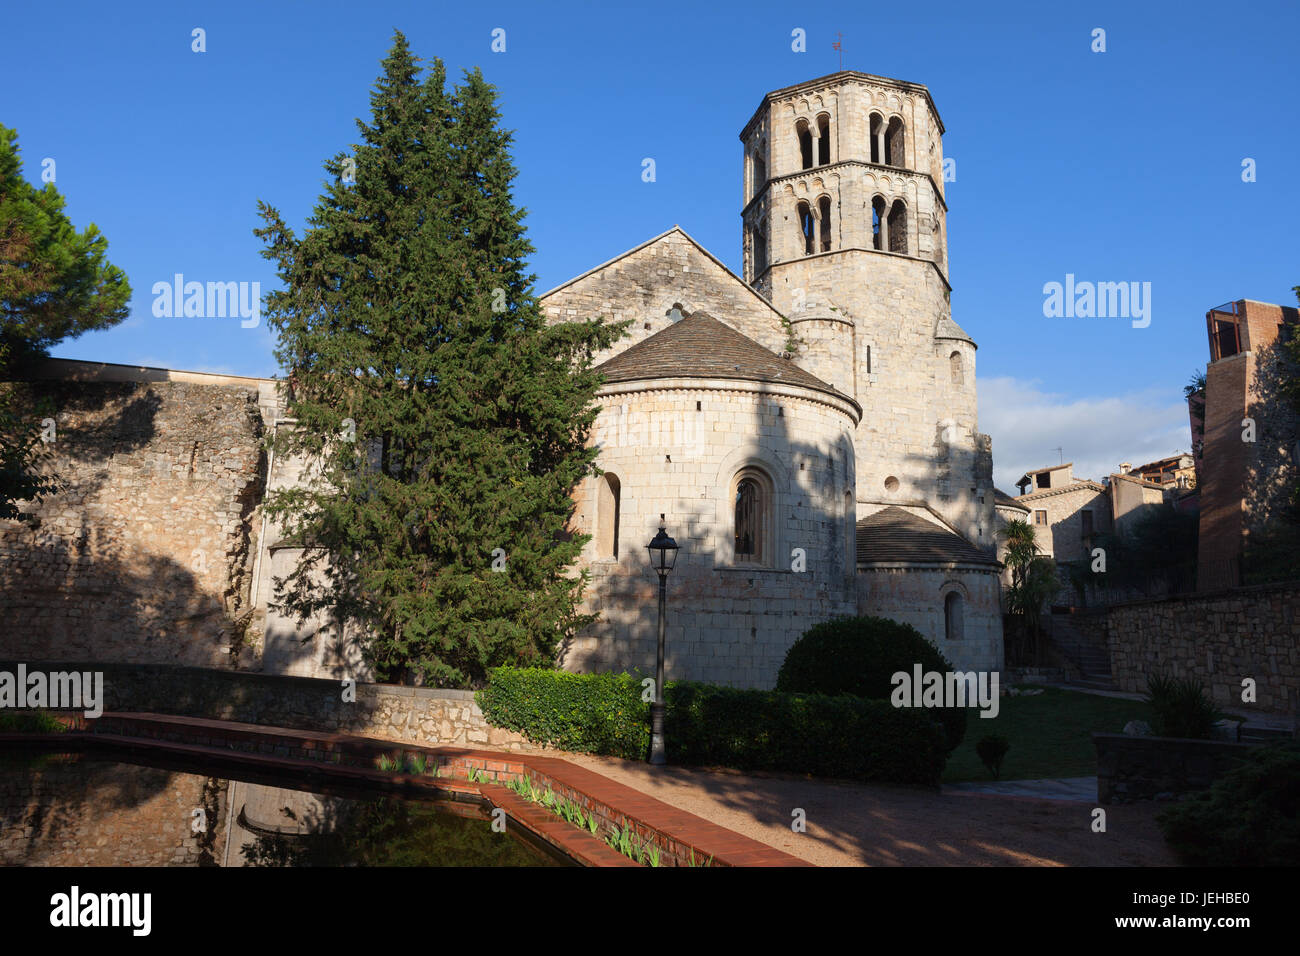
<box><xmin>256</xmin><ymin>33</ymin><xmax>626</xmax><ymax>687</ymax></box>
<box><xmin>1</xmin><ymin>125</ymin><xmax>125</xmax><ymax>516</ymax></box>
<box><xmin>0</xmin><ymin>125</ymin><xmax>131</xmax><ymax>371</ymax></box>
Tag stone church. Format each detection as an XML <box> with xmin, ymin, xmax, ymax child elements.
<box><xmin>542</xmin><ymin>70</ymin><xmax>1002</xmax><ymax>687</ymax></box>
<box><xmin>0</xmin><ymin>71</ymin><xmax>1002</xmax><ymax>690</ymax></box>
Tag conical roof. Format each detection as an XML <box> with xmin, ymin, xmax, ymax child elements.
<box><xmin>596</xmin><ymin>311</ymin><xmax>850</xmax><ymax>401</ymax></box>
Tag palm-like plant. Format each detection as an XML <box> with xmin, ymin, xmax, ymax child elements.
<box><xmin>998</xmin><ymin>518</ymin><xmax>1059</xmax><ymax>663</ymax></box>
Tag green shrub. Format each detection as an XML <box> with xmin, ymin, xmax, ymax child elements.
<box><xmin>1157</xmin><ymin>742</ymin><xmax>1300</xmax><ymax>865</ymax></box>
<box><xmin>0</xmin><ymin>711</ymin><xmax>68</xmax><ymax>733</ymax></box>
<box><xmin>665</xmin><ymin>682</ymin><xmax>948</xmax><ymax>785</ymax></box>
<box><xmin>476</xmin><ymin>668</ymin><xmax>650</xmax><ymax>759</ymax></box>
<box><xmin>775</xmin><ymin>615</ymin><xmax>968</xmax><ymax>751</ymax></box>
<box><xmin>975</xmin><ymin>734</ymin><xmax>1010</xmax><ymax>779</ymax></box>
<box><xmin>477</xmin><ymin>667</ymin><xmax>949</xmax><ymax>786</ymax></box>
<box><xmin>1144</xmin><ymin>673</ymin><xmax>1225</xmax><ymax>739</ymax></box>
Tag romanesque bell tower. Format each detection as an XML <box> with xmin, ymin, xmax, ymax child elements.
<box><xmin>739</xmin><ymin>71</ymin><xmax>995</xmax><ymax>550</ymax></box>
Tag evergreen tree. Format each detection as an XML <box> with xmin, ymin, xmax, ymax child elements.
<box><xmin>0</xmin><ymin>125</ymin><xmax>131</xmax><ymax>371</ymax></box>
<box><xmin>1</xmin><ymin>125</ymin><xmax>126</xmax><ymax>516</ymax></box>
<box><xmin>255</xmin><ymin>33</ymin><xmax>625</xmax><ymax>687</ymax></box>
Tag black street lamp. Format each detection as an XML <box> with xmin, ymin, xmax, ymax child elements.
<box><xmin>645</xmin><ymin>515</ymin><xmax>679</xmax><ymax>766</ymax></box>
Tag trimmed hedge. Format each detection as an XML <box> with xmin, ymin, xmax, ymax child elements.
<box><xmin>476</xmin><ymin>667</ymin><xmax>949</xmax><ymax>786</ymax></box>
<box><xmin>776</xmin><ymin>615</ymin><xmax>969</xmax><ymax>752</ymax></box>
<box><xmin>475</xmin><ymin>668</ymin><xmax>650</xmax><ymax>760</ymax></box>
<box><xmin>665</xmin><ymin>682</ymin><xmax>947</xmax><ymax>785</ymax></box>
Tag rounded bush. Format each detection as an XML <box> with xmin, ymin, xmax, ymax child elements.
<box><xmin>775</xmin><ymin>615</ymin><xmax>968</xmax><ymax>751</ymax></box>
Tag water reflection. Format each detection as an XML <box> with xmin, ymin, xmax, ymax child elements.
<box><xmin>232</xmin><ymin>782</ymin><xmax>557</xmax><ymax>867</ymax></box>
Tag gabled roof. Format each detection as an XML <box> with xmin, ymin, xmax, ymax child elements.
<box><xmin>855</xmin><ymin>507</ymin><xmax>999</xmax><ymax>567</ymax></box>
<box><xmin>1016</xmin><ymin>480</ymin><xmax>1107</xmax><ymax>503</ymax></box>
<box><xmin>539</xmin><ymin>225</ymin><xmax>782</xmax><ymax>321</ymax></box>
<box><xmin>596</xmin><ymin>311</ymin><xmax>856</xmax><ymax>408</ymax></box>
<box><xmin>1110</xmin><ymin>471</ymin><xmax>1165</xmax><ymax>490</ymax></box>
<box><xmin>1017</xmin><ymin>462</ymin><xmax>1073</xmax><ymax>482</ymax></box>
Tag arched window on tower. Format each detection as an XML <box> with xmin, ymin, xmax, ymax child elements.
<box><xmin>871</xmin><ymin>196</ymin><xmax>887</xmax><ymax>251</ymax></box>
<box><xmin>596</xmin><ymin>473</ymin><xmax>620</xmax><ymax>560</ymax></box>
<box><xmin>733</xmin><ymin>468</ymin><xmax>773</xmax><ymax>565</ymax></box>
<box><xmin>753</xmin><ymin>217</ymin><xmax>768</xmax><ymax>276</ymax></box>
<box><xmin>950</xmin><ymin>351</ymin><xmax>964</xmax><ymax>386</ymax></box>
<box><xmin>753</xmin><ymin>149</ymin><xmax>766</xmax><ymax>195</ymax></box>
<box><xmin>796</xmin><ymin>119</ymin><xmax>813</xmax><ymax>170</ymax></box>
<box><xmin>818</xmin><ymin>195</ymin><xmax>832</xmax><ymax>252</ymax></box>
<box><xmin>816</xmin><ymin>113</ymin><xmax>831</xmax><ymax>166</ymax></box>
<box><xmin>886</xmin><ymin>117</ymin><xmax>906</xmax><ymax>167</ymax></box>
<box><xmin>888</xmin><ymin>200</ymin><xmax>908</xmax><ymax>255</ymax></box>
<box><xmin>869</xmin><ymin>113</ymin><xmax>884</xmax><ymax>164</ymax></box>
<box><xmin>944</xmin><ymin>591</ymin><xmax>964</xmax><ymax>641</ymax></box>
<box><xmin>796</xmin><ymin>200</ymin><xmax>815</xmax><ymax>255</ymax></box>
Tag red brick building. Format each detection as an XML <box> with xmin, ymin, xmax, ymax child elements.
<box><xmin>1196</xmin><ymin>299</ymin><xmax>1300</xmax><ymax>591</ymax></box>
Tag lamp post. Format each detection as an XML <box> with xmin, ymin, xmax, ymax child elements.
<box><xmin>645</xmin><ymin>515</ymin><xmax>679</xmax><ymax>766</ymax></box>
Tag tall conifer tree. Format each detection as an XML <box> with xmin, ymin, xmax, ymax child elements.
<box><xmin>256</xmin><ymin>33</ymin><xmax>625</xmax><ymax>686</ymax></box>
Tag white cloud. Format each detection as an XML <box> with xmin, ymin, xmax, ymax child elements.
<box><xmin>978</xmin><ymin>376</ymin><xmax>1192</xmax><ymax>493</ymax></box>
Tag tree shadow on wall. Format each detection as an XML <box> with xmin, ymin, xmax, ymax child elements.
<box><xmin>4</xmin><ymin>379</ymin><xmax>164</xmax><ymax>498</ymax></box>
<box><xmin>1241</xmin><ymin>333</ymin><xmax>1300</xmax><ymax>584</ymax></box>
<box><xmin>0</xmin><ymin>520</ymin><xmax>234</xmax><ymax>667</ymax></box>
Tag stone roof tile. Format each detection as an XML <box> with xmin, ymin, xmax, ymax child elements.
<box><xmin>856</xmin><ymin>506</ymin><xmax>999</xmax><ymax>566</ymax></box>
<box><xmin>595</xmin><ymin>311</ymin><xmax>850</xmax><ymax>400</ymax></box>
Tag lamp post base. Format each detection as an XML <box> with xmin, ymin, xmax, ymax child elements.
<box><xmin>649</xmin><ymin>702</ymin><xmax>666</xmax><ymax>765</ymax></box>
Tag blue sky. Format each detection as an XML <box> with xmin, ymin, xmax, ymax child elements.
<box><xmin>5</xmin><ymin>0</ymin><xmax>1298</xmax><ymax>489</ymax></box>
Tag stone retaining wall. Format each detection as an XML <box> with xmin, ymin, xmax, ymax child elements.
<box><xmin>0</xmin><ymin>660</ymin><xmax>542</xmax><ymax>753</ymax></box>
<box><xmin>1106</xmin><ymin>582</ymin><xmax>1300</xmax><ymax>714</ymax></box>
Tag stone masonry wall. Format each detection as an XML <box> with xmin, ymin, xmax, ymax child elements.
<box><xmin>1107</xmin><ymin>582</ymin><xmax>1300</xmax><ymax>714</ymax></box>
<box><xmin>541</xmin><ymin>227</ymin><xmax>791</xmax><ymax>364</ymax></box>
<box><xmin>1</xmin><ymin>660</ymin><xmax>543</xmax><ymax>753</ymax></box>
<box><xmin>566</xmin><ymin>379</ymin><xmax>858</xmax><ymax>688</ymax></box>
<box><xmin>0</xmin><ymin>381</ymin><xmax>267</xmax><ymax>668</ymax></box>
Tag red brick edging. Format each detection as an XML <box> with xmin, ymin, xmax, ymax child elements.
<box><xmin>4</xmin><ymin>712</ymin><xmax>811</xmax><ymax>867</ymax></box>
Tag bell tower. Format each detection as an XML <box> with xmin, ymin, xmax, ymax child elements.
<box><xmin>739</xmin><ymin>71</ymin><xmax>994</xmax><ymax>552</ymax></box>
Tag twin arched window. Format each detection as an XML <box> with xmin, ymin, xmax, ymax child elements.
<box><xmin>796</xmin><ymin>196</ymin><xmax>834</xmax><ymax>256</ymax></box>
<box><xmin>796</xmin><ymin>114</ymin><xmax>832</xmax><ymax>170</ymax></box>
<box><xmin>869</xmin><ymin>113</ymin><xmax>906</xmax><ymax>167</ymax></box>
<box><xmin>871</xmin><ymin>197</ymin><xmax>909</xmax><ymax>254</ymax></box>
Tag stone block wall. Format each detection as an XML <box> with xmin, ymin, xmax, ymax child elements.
<box><xmin>762</xmin><ymin>251</ymin><xmax>994</xmax><ymax>554</ymax></box>
<box><xmin>1019</xmin><ymin>483</ymin><xmax>1112</xmax><ymax>565</ymax></box>
<box><xmin>854</xmin><ymin>565</ymin><xmax>1003</xmax><ymax>673</ymax></box>
<box><xmin>540</xmin><ymin>227</ymin><xmax>790</xmax><ymax>363</ymax></box>
<box><xmin>0</xmin><ymin>380</ymin><xmax>267</xmax><ymax>668</ymax></box>
<box><xmin>1</xmin><ymin>660</ymin><xmax>543</xmax><ymax>753</ymax></box>
<box><xmin>1107</xmin><ymin>582</ymin><xmax>1300</xmax><ymax>714</ymax></box>
<box><xmin>566</xmin><ymin>379</ymin><xmax>858</xmax><ymax>688</ymax></box>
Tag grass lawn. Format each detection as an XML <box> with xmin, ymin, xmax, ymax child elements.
<box><xmin>942</xmin><ymin>687</ymin><xmax>1155</xmax><ymax>783</ymax></box>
